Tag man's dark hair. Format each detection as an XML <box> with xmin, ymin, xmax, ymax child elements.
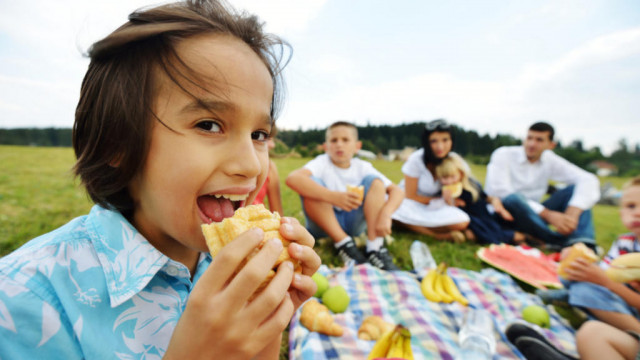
<box><xmin>529</xmin><ymin>121</ymin><xmax>555</xmax><ymax>141</ymax></box>
<box><xmin>73</xmin><ymin>0</ymin><xmax>289</xmax><ymax>215</ymax></box>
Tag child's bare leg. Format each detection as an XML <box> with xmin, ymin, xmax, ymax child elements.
<box><xmin>587</xmin><ymin>309</ymin><xmax>640</xmax><ymax>333</ymax></box>
<box><xmin>577</xmin><ymin>320</ymin><xmax>639</xmax><ymax>360</ymax></box>
<box><xmin>363</xmin><ymin>178</ymin><xmax>386</xmax><ymax>240</ymax></box>
<box><xmin>303</xmin><ymin>198</ymin><xmax>347</xmax><ymax>243</ymax></box>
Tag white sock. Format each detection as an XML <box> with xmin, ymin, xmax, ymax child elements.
<box><xmin>335</xmin><ymin>236</ymin><xmax>352</xmax><ymax>248</ymax></box>
<box><xmin>366</xmin><ymin>237</ymin><xmax>384</xmax><ymax>253</ymax></box>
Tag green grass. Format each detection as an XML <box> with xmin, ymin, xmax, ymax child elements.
<box><xmin>0</xmin><ymin>145</ymin><xmax>631</xmax><ymax>358</ymax></box>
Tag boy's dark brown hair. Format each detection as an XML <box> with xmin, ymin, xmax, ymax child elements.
<box><xmin>326</xmin><ymin>120</ymin><xmax>358</xmax><ymax>140</ymax></box>
<box><xmin>73</xmin><ymin>0</ymin><xmax>289</xmax><ymax>215</ymax></box>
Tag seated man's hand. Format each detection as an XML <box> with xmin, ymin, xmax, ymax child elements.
<box><xmin>542</xmin><ymin>209</ymin><xmax>578</xmax><ymax>235</ymax></box>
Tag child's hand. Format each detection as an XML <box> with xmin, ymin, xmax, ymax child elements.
<box><xmin>280</xmin><ymin>217</ymin><xmax>321</xmax><ymax>311</ymax></box>
<box><xmin>165</xmin><ymin>228</ymin><xmax>295</xmax><ymax>360</ymax></box>
<box><xmin>332</xmin><ymin>191</ymin><xmax>361</xmax><ymax>211</ymax></box>
<box><xmin>565</xmin><ymin>258</ymin><xmax>610</xmax><ymax>287</ymax></box>
<box><xmin>454</xmin><ymin>198</ymin><xmax>466</xmax><ymax>208</ymax></box>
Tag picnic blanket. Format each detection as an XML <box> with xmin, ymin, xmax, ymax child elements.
<box><xmin>289</xmin><ymin>264</ymin><xmax>577</xmax><ymax>359</ymax></box>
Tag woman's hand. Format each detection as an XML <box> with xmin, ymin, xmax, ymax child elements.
<box><xmin>565</xmin><ymin>258</ymin><xmax>611</xmax><ymax>287</ymax></box>
<box><xmin>164</xmin><ymin>228</ymin><xmax>295</xmax><ymax>360</ymax></box>
<box><xmin>489</xmin><ymin>196</ymin><xmax>514</xmax><ymax>221</ymax></box>
<box><xmin>280</xmin><ymin>217</ymin><xmax>321</xmax><ymax>311</ymax></box>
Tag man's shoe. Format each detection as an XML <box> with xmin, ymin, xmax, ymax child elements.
<box><xmin>367</xmin><ymin>248</ymin><xmax>399</xmax><ymax>271</ymax></box>
<box><xmin>336</xmin><ymin>239</ymin><xmax>367</xmax><ymax>265</ymax></box>
<box><xmin>505</xmin><ymin>323</ymin><xmax>578</xmax><ymax>360</ymax></box>
<box><xmin>514</xmin><ymin>336</ymin><xmax>576</xmax><ymax>360</ymax></box>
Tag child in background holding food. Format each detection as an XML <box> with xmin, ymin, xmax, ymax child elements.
<box><xmin>435</xmin><ymin>155</ymin><xmax>526</xmax><ymax>244</ymax></box>
<box><xmin>0</xmin><ymin>1</ymin><xmax>320</xmax><ymax>359</ymax></box>
<box><xmin>551</xmin><ymin>176</ymin><xmax>640</xmax><ymax>333</ymax></box>
<box><xmin>286</xmin><ymin>121</ymin><xmax>405</xmax><ymax>270</ymax></box>
<box><xmin>253</xmin><ymin>126</ymin><xmax>283</xmax><ymax>215</ymax></box>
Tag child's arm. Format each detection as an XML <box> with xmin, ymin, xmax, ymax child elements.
<box><xmin>286</xmin><ymin>168</ymin><xmax>360</xmax><ymax>211</ymax></box>
<box><xmin>565</xmin><ymin>258</ymin><xmax>640</xmax><ymax>310</ymax></box>
<box><xmin>374</xmin><ymin>184</ymin><xmax>405</xmax><ymax>237</ymax></box>
<box><xmin>265</xmin><ymin>160</ymin><xmax>283</xmax><ymax>216</ymax></box>
<box><xmin>403</xmin><ymin>175</ymin><xmax>437</xmax><ymax>205</ymax></box>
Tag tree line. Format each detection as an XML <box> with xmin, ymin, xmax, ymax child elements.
<box><xmin>2</xmin><ymin>124</ymin><xmax>638</xmax><ymax>176</ymax></box>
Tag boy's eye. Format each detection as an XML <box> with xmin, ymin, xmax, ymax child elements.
<box><xmin>196</xmin><ymin>120</ymin><xmax>221</xmax><ymax>133</ymax></box>
<box><xmin>252</xmin><ymin>131</ymin><xmax>269</xmax><ymax>142</ymax></box>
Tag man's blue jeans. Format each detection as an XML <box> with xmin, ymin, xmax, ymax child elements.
<box><xmin>500</xmin><ymin>185</ymin><xmax>595</xmax><ymax>248</ymax></box>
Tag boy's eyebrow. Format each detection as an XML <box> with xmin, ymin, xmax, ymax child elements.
<box><xmin>179</xmin><ymin>98</ymin><xmax>273</xmax><ymax>124</ymax></box>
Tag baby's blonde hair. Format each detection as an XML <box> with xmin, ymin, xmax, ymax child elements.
<box><xmin>622</xmin><ymin>175</ymin><xmax>640</xmax><ymax>190</ymax></box>
<box><xmin>435</xmin><ymin>156</ymin><xmax>479</xmax><ymax>202</ymax></box>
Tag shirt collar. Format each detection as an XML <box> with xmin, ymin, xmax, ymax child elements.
<box><xmin>87</xmin><ymin>205</ymin><xmax>172</xmax><ymax>307</ymax></box>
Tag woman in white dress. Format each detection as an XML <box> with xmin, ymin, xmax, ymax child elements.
<box><xmin>392</xmin><ymin>119</ymin><xmax>471</xmax><ymax>242</ymax></box>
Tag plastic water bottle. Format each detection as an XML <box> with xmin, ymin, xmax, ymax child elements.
<box><xmin>457</xmin><ymin>309</ymin><xmax>496</xmax><ymax>360</ymax></box>
<box><xmin>410</xmin><ymin>240</ymin><xmax>436</xmax><ymax>278</ymax></box>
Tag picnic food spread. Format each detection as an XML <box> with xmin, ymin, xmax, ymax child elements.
<box><xmin>442</xmin><ymin>182</ymin><xmax>463</xmax><ymax>198</ymax></box>
<box><xmin>201</xmin><ymin>204</ymin><xmax>301</xmax><ymax>294</ymax></box>
<box><xmin>557</xmin><ymin>242</ymin><xmax>599</xmax><ymax>279</ymax></box>
<box><xmin>606</xmin><ymin>252</ymin><xmax>640</xmax><ymax>282</ymax></box>
<box><xmin>300</xmin><ymin>299</ymin><xmax>344</xmax><ymax>336</ymax></box>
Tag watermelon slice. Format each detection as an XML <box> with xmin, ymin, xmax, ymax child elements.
<box><xmin>477</xmin><ymin>244</ymin><xmax>563</xmax><ymax>289</ymax></box>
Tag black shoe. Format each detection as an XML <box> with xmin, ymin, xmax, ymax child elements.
<box><xmin>336</xmin><ymin>239</ymin><xmax>367</xmax><ymax>264</ymax></box>
<box><xmin>366</xmin><ymin>248</ymin><xmax>399</xmax><ymax>271</ymax></box>
<box><xmin>506</xmin><ymin>323</ymin><xmax>578</xmax><ymax>360</ymax></box>
<box><xmin>514</xmin><ymin>336</ymin><xmax>575</xmax><ymax>360</ymax></box>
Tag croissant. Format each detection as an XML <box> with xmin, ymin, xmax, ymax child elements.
<box><xmin>201</xmin><ymin>204</ymin><xmax>301</xmax><ymax>296</ymax></box>
<box><xmin>300</xmin><ymin>299</ymin><xmax>344</xmax><ymax>337</ymax></box>
<box><xmin>357</xmin><ymin>315</ymin><xmax>394</xmax><ymax>341</ymax></box>
<box><xmin>558</xmin><ymin>242</ymin><xmax>599</xmax><ymax>279</ymax></box>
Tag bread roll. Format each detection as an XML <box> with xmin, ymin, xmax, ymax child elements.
<box><xmin>558</xmin><ymin>243</ymin><xmax>599</xmax><ymax>279</ymax></box>
<box><xmin>606</xmin><ymin>253</ymin><xmax>640</xmax><ymax>283</ymax></box>
<box><xmin>442</xmin><ymin>182</ymin><xmax>463</xmax><ymax>198</ymax></box>
<box><xmin>346</xmin><ymin>184</ymin><xmax>364</xmax><ymax>203</ymax></box>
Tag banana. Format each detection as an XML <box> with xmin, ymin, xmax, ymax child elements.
<box><xmin>367</xmin><ymin>328</ymin><xmax>394</xmax><ymax>360</ymax></box>
<box><xmin>434</xmin><ymin>266</ymin><xmax>454</xmax><ymax>303</ymax></box>
<box><xmin>606</xmin><ymin>253</ymin><xmax>640</xmax><ymax>283</ymax></box>
<box><xmin>386</xmin><ymin>330</ymin><xmax>404</xmax><ymax>358</ymax></box>
<box><xmin>402</xmin><ymin>335</ymin><xmax>414</xmax><ymax>360</ymax></box>
<box><xmin>441</xmin><ymin>269</ymin><xmax>469</xmax><ymax>306</ymax></box>
<box><xmin>420</xmin><ymin>268</ymin><xmax>442</xmax><ymax>302</ymax></box>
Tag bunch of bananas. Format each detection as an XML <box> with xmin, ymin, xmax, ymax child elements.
<box><xmin>366</xmin><ymin>324</ymin><xmax>413</xmax><ymax>359</ymax></box>
<box><xmin>420</xmin><ymin>263</ymin><xmax>468</xmax><ymax>306</ymax></box>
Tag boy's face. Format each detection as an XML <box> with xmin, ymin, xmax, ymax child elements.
<box><xmin>129</xmin><ymin>33</ymin><xmax>273</xmax><ymax>260</ymax></box>
<box><xmin>524</xmin><ymin>130</ymin><xmax>555</xmax><ymax>162</ymax></box>
<box><xmin>323</xmin><ymin>125</ymin><xmax>361</xmax><ymax>168</ymax></box>
<box><xmin>620</xmin><ymin>185</ymin><xmax>640</xmax><ymax>237</ymax></box>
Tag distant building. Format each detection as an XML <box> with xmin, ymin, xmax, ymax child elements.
<box><xmin>386</xmin><ymin>147</ymin><xmax>416</xmax><ymax>161</ymax></box>
<box><xmin>588</xmin><ymin>160</ymin><xmax>618</xmax><ymax>177</ymax></box>
<box><xmin>357</xmin><ymin>149</ymin><xmax>377</xmax><ymax>160</ymax></box>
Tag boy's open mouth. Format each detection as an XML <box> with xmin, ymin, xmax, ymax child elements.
<box><xmin>197</xmin><ymin>194</ymin><xmax>247</xmax><ymax>224</ymax></box>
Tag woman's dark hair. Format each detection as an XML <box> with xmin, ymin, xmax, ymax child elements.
<box><xmin>73</xmin><ymin>0</ymin><xmax>289</xmax><ymax>215</ymax></box>
<box><xmin>421</xmin><ymin>119</ymin><xmax>454</xmax><ymax>166</ymax></box>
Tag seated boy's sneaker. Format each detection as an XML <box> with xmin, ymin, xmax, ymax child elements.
<box><xmin>367</xmin><ymin>248</ymin><xmax>399</xmax><ymax>271</ymax></box>
<box><xmin>336</xmin><ymin>239</ymin><xmax>367</xmax><ymax>264</ymax></box>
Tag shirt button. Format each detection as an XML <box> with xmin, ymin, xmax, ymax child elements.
<box><xmin>166</xmin><ymin>266</ymin><xmax>179</xmax><ymax>276</ymax></box>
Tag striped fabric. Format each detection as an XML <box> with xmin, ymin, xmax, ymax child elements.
<box><xmin>289</xmin><ymin>264</ymin><xmax>577</xmax><ymax>359</ymax></box>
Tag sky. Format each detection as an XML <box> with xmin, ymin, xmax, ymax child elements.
<box><xmin>0</xmin><ymin>0</ymin><xmax>639</xmax><ymax>154</ymax></box>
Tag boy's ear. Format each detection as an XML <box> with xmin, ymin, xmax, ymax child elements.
<box><xmin>322</xmin><ymin>142</ymin><xmax>328</xmax><ymax>152</ymax></box>
<box><xmin>549</xmin><ymin>141</ymin><xmax>557</xmax><ymax>151</ymax></box>
<box><xmin>356</xmin><ymin>140</ymin><xmax>362</xmax><ymax>151</ymax></box>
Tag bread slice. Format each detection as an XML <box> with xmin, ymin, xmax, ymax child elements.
<box><xmin>346</xmin><ymin>184</ymin><xmax>364</xmax><ymax>203</ymax></box>
<box><xmin>558</xmin><ymin>242</ymin><xmax>599</xmax><ymax>279</ymax></box>
<box><xmin>201</xmin><ymin>204</ymin><xmax>301</xmax><ymax>296</ymax></box>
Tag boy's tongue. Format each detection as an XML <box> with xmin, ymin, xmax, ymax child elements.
<box><xmin>198</xmin><ymin>196</ymin><xmax>235</xmax><ymax>223</ymax></box>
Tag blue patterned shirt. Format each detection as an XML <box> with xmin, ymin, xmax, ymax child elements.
<box><xmin>0</xmin><ymin>205</ymin><xmax>212</xmax><ymax>359</ymax></box>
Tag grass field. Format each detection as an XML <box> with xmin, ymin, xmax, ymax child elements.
<box><xmin>0</xmin><ymin>144</ymin><xmax>631</xmax><ymax>357</ymax></box>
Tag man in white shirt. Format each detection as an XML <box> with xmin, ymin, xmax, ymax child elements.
<box><xmin>485</xmin><ymin>122</ymin><xmax>600</xmax><ymax>249</ymax></box>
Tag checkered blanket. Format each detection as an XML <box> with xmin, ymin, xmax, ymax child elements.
<box><xmin>289</xmin><ymin>264</ymin><xmax>577</xmax><ymax>359</ymax></box>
